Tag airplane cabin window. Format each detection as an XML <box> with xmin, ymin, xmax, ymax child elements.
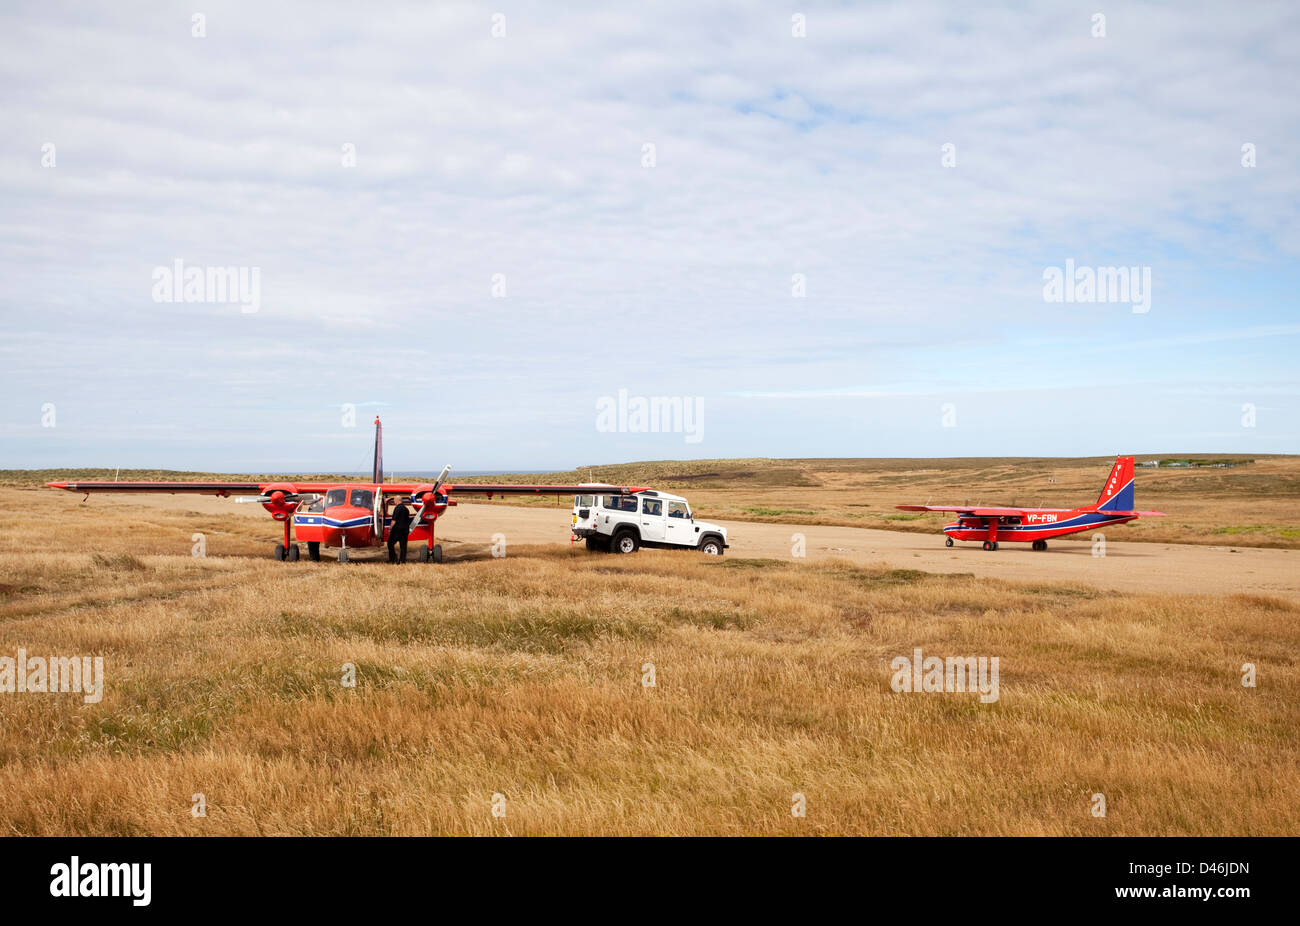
<box><xmin>324</xmin><ymin>489</ymin><xmax>347</xmax><ymax>507</ymax></box>
<box><xmin>350</xmin><ymin>489</ymin><xmax>374</xmax><ymax>508</ymax></box>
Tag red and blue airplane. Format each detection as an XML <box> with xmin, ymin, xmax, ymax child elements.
<box><xmin>47</xmin><ymin>418</ymin><xmax>647</xmax><ymax>563</ymax></box>
<box><xmin>897</xmin><ymin>456</ymin><xmax>1164</xmax><ymax>550</ymax></box>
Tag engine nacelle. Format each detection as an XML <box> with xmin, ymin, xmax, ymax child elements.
<box><xmin>409</xmin><ymin>484</ymin><xmax>449</xmax><ymax>522</ymax></box>
<box><xmin>261</xmin><ymin>482</ymin><xmax>299</xmax><ymax>521</ymax></box>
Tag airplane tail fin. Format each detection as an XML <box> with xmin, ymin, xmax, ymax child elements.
<box><xmin>1095</xmin><ymin>455</ymin><xmax>1135</xmax><ymax>511</ymax></box>
<box><xmin>372</xmin><ymin>417</ymin><xmax>383</xmax><ymax>483</ymax></box>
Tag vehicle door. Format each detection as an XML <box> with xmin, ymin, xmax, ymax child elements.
<box><xmin>639</xmin><ymin>496</ymin><xmax>666</xmax><ymax>541</ymax></box>
<box><xmin>664</xmin><ymin>500</ymin><xmax>694</xmax><ymax>545</ymax></box>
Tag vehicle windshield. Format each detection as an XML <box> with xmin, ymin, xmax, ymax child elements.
<box><xmin>324</xmin><ymin>488</ymin><xmax>347</xmax><ymax>507</ymax></box>
<box><xmin>350</xmin><ymin>488</ymin><xmax>374</xmax><ymax>508</ymax></box>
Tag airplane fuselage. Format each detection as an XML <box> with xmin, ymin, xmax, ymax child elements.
<box><xmin>943</xmin><ymin>508</ymin><xmax>1137</xmax><ymax>544</ymax></box>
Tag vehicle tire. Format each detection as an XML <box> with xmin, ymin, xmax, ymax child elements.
<box><xmin>991</xmin><ymin>542</ymin><xmax>999</xmax><ymax>551</ymax></box>
<box><xmin>287</xmin><ymin>544</ymin><xmax>300</xmax><ymax>561</ymax></box>
<box><xmin>308</xmin><ymin>542</ymin><xmax>321</xmax><ymax>562</ymax></box>
<box><xmin>432</xmin><ymin>544</ymin><xmax>444</xmax><ymax>564</ymax></box>
<box><xmin>274</xmin><ymin>544</ymin><xmax>286</xmax><ymax>561</ymax></box>
<box><xmin>982</xmin><ymin>540</ymin><xmax>992</xmax><ymax>551</ymax></box>
<box><xmin>612</xmin><ymin>530</ymin><xmax>639</xmax><ymax>554</ymax></box>
<box><xmin>699</xmin><ymin>537</ymin><xmax>723</xmax><ymax>556</ymax></box>
<box><xmin>944</xmin><ymin>537</ymin><xmax>954</xmax><ymax>547</ymax></box>
<box><xmin>585</xmin><ymin>536</ymin><xmax>606</xmax><ymax>552</ymax></box>
<box><xmin>417</xmin><ymin>546</ymin><xmax>430</xmax><ymax>563</ymax></box>
<box><xmin>338</xmin><ymin>548</ymin><xmax>348</xmax><ymax>563</ymax></box>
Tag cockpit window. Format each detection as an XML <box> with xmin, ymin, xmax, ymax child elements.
<box><xmin>350</xmin><ymin>489</ymin><xmax>374</xmax><ymax>508</ymax></box>
<box><xmin>324</xmin><ymin>488</ymin><xmax>347</xmax><ymax>507</ymax></box>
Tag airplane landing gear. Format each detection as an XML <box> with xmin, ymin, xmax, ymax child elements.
<box><xmin>307</xmin><ymin>542</ymin><xmax>320</xmax><ymax>562</ymax></box>
<box><xmin>945</xmin><ymin>537</ymin><xmax>954</xmax><ymax>547</ymax></box>
<box><xmin>338</xmin><ymin>548</ymin><xmax>348</xmax><ymax>563</ymax></box>
<box><xmin>1032</xmin><ymin>540</ymin><xmax>1048</xmax><ymax>551</ymax></box>
<box><xmin>274</xmin><ymin>520</ymin><xmax>296</xmax><ymax>562</ymax></box>
<box><xmin>417</xmin><ymin>544</ymin><xmax>443</xmax><ymax>564</ymax></box>
<box><xmin>982</xmin><ymin>540</ymin><xmax>998</xmax><ymax>551</ymax></box>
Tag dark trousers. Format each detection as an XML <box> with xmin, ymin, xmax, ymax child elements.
<box><xmin>387</xmin><ymin>534</ymin><xmax>408</xmax><ymax>563</ymax></box>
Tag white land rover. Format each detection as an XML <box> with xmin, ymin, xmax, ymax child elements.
<box><xmin>571</xmin><ymin>489</ymin><xmax>728</xmax><ymax>555</ymax></box>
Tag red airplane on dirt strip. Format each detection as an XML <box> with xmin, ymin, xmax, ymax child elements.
<box><xmin>47</xmin><ymin>418</ymin><xmax>647</xmax><ymax>563</ymax></box>
<box><xmin>896</xmin><ymin>456</ymin><xmax>1164</xmax><ymax>551</ymax></box>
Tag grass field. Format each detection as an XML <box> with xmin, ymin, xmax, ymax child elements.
<box><xmin>0</xmin><ymin>481</ymin><xmax>1296</xmax><ymax>835</ymax></box>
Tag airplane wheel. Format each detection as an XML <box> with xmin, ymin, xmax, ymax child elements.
<box><xmin>287</xmin><ymin>545</ymin><xmax>300</xmax><ymax>562</ymax></box>
<box><xmin>274</xmin><ymin>544</ymin><xmax>286</xmax><ymax>561</ymax></box>
<box><xmin>945</xmin><ymin>537</ymin><xmax>954</xmax><ymax>547</ymax></box>
<box><xmin>308</xmin><ymin>542</ymin><xmax>321</xmax><ymax>562</ymax></box>
<box><xmin>982</xmin><ymin>541</ymin><xmax>992</xmax><ymax>551</ymax></box>
<box><xmin>417</xmin><ymin>546</ymin><xmax>430</xmax><ymax>563</ymax></box>
<box><xmin>338</xmin><ymin>548</ymin><xmax>348</xmax><ymax>563</ymax></box>
<box><xmin>992</xmin><ymin>542</ymin><xmax>999</xmax><ymax>551</ymax></box>
<box><xmin>432</xmin><ymin>544</ymin><xmax>444</xmax><ymax>563</ymax></box>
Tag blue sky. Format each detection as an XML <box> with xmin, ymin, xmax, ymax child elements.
<box><xmin>2</xmin><ymin>1</ymin><xmax>1297</xmax><ymax>473</ymax></box>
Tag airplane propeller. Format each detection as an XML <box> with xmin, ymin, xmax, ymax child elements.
<box><xmin>414</xmin><ymin>465</ymin><xmax>452</xmax><ymax>522</ymax></box>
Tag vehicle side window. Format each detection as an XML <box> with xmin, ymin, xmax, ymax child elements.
<box><xmin>350</xmin><ymin>489</ymin><xmax>374</xmax><ymax>508</ymax></box>
<box><xmin>305</xmin><ymin>495</ymin><xmax>324</xmax><ymax>513</ymax></box>
<box><xmin>324</xmin><ymin>489</ymin><xmax>346</xmax><ymax>507</ymax></box>
<box><xmin>603</xmin><ymin>496</ymin><xmax>621</xmax><ymax>510</ymax></box>
<box><xmin>576</xmin><ymin>495</ymin><xmax>594</xmax><ymax>508</ymax></box>
<box><xmin>642</xmin><ymin>498</ymin><xmax>663</xmax><ymax>516</ymax></box>
<box><xmin>621</xmin><ymin>497</ymin><xmax>638</xmax><ymax>511</ymax></box>
<box><xmin>667</xmin><ymin>501</ymin><xmax>689</xmax><ymax>519</ymax></box>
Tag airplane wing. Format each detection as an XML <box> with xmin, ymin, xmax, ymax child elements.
<box><xmin>47</xmin><ymin>481</ymin><xmax>266</xmax><ymax>495</ymax></box>
<box><xmin>442</xmin><ymin>483</ymin><xmax>649</xmax><ymax>497</ymax></box>
<box><xmin>48</xmin><ymin>480</ymin><xmax>650</xmax><ymax>498</ymax></box>
<box><xmin>895</xmin><ymin>505</ymin><xmax>1028</xmax><ymax>516</ymax></box>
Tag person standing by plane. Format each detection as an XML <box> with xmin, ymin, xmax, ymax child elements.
<box><xmin>387</xmin><ymin>499</ymin><xmax>412</xmax><ymax>563</ymax></box>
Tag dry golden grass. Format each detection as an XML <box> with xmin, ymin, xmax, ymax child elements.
<box><xmin>0</xmin><ymin>492</ymin><xmax>1296</xmax><ymax>835</ymax></box>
